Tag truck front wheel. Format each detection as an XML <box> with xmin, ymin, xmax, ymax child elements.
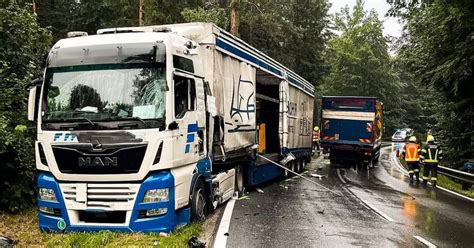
<box><xmin>191</xmin><ymin>180</ymin><xmax>207</xmax><ymax>221</ymax></box>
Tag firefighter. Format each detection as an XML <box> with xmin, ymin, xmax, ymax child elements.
<box><xmin>312</xmin><ymin>126</ymin><xmax>320</xmax><ymax>154</ymax></box>
<box><xmin>401</xmin><ymin>136</ymin><xmax>420</xmax><ymax>184</ymax></box>
<box><xmin>419</xmin><ymin>135</ymin><xmax>443</xmax><ymax>187</ymax></box>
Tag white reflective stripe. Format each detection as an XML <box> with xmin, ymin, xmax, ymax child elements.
<box><xmin>322</xmin><ymin>110</ymin><xmax>375</xmax><ymax>121</ymax></box>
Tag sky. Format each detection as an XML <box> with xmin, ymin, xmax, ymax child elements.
<box><xmin>328</xmin><ymin>0</ymin><xmax>402</xmax><ymax>37</ymax></box>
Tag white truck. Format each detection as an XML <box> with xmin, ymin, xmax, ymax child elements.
<box><xmin>27</xmin><ymin>23</ymin><xmax>314</xmax><ymax>232</ymax></box>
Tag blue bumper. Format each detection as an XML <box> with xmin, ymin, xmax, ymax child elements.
<box><xmin>37</xmin><ymin>171</ymin><xmax>190</xmax><ymax>233</ymax></box>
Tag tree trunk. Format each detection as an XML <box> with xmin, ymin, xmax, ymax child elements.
<box><xmin>230</xmin><ymin>0</ymin><xmax>239</xmax><ymax>35</ymax></box>
<box><xmin>139</xmin><ymin>0</ymin><xmax>144</xmax><ymax>26</ymax></box>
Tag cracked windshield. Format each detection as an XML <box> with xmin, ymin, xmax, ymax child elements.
<box><xmin>43</xmin><ymin>63</ymin><xmax>166</xmax><ymax>128</ymax></box>
<box><xmin>0</xmin><ymin>0</ymin><xmax>473</xmax><ymax>247</ymax></box>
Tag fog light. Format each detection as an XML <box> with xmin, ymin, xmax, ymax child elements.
<box><xmin>146</xmin><ymin>208</ymin><xmax>167</xmax><ymax>217</ymax></box>
<box><xmin>39</xmin><ymin>206</ymin><xmax>55</xmax><ymax>215</ymax></box>
<box><xmin>142</xmin><ymin>188</ymin><xmax>169</xmax><ymax>203</ymax></box>
<box><xmin>39</xmin><ymin>188</ymin><xmax>57</xmax><ymax>201</ymax></box>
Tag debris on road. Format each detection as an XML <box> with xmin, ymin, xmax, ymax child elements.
<box><xmin>300</xmin><ymin>194</ymin><xmax>306</xmax><ymax>196</ymax></box>
<box><xmin>310</xmin><ymin>174</ymin><xmax>326</xmax><ymax>179</ymax></box>
<box><xmin>256</xmin><ymin>188</ymin><xmax>264</xmax><ymax>193</ymax></box>
<box><xmin>317</xmin><ymin>210</ymin><xmax>325</xmax><ymax>214</ymax></box>
<box><xmin>188</xmin><ymin>236</ymin><xmax>206</xmax><ymax>248</ymax></box>
<box><xmin>279</xmin><ymin>185</ymin><xmax>289</xmax><ymax>190</ymax></box>
<box><xmin>238</xmin><ymin>195</ymin><xmax>251</xmax><ymax>200</ymax></box>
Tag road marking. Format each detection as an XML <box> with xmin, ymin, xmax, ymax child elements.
<box><xmin>336</xmin><ymin>169</ymin><xmax>347</xmax><ymax>184</ymax></box>
<box><xmin>343</xmin><ymin>187</ymin><xmax>395</xmax><ymax>222</ymax></box>
<box><xmin>414</xmin><ymin>235</ymin><xmax>437</xmax><ymax>248</ymax></box>
<box><xmin>435</xmin><ymin>185</ymin><xmax>474</xmax><ymax>202</ymax></box>
<box><xmin>213</xmin><ymin>198</ymin><xmax>236</xmax><ymax>248</ymax></box>
<box><xmin>391</xmin><ymin>151</ymin><xmax>474</xmax><ymax>202</ymax></box>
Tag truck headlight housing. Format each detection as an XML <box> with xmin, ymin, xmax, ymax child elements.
<box><xmin>142</xmin><ymin>188</ymin><xmax>169</xmax><ymax>203</ymax></box>
<box><xmin>39</xmin><ymin>188</ymin><xmax>57</xmax><ymax>201</ymax></box>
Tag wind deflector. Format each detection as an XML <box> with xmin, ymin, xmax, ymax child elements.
<box><xmin>47</xmin><ymin>42</ymin><xmax>165</xmax><ymax>67</ymax></box>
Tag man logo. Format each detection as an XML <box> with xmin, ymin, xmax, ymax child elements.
<box><xmin>78</xmin><ymin>157</ymin><xmax>118</xmax><ymax>167</ymax></box>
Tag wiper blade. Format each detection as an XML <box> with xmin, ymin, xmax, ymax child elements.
<box><xmin>44</xmin><ymin>117</ymin><xmax>99</xmax><ymax>130</ymax></box>
<box><xmin>117</xmin><ymin>116</ymin><xmax>148</xmax><ymax>127</ymax></box>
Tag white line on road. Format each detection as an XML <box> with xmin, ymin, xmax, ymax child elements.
<box><xmin>342</xmin><ymin>187</ymin><xmax>395</xmax><ymax>222</ymax></box>
<box><xmin>391</xmin><ymin>151</ymin><xmax>474</xmax><ymax>202</ymax></box>
<box><xmin>213</xmin><ymin>198</ymin><xmax>236</xmax><ymax>248</ymax></box>
<box><xmin>414</xmin><ymin>235</ymin><xmax>437</xmax><ymax>248</ymax></box>
<box><xmin>336</xmin><ymin>169</ymin><xmax>347</xmax><ymax>184</ymax></box>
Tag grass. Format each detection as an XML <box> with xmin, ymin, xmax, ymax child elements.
<box><xmin>399</xmin><ymin>157</ymin><xmax>474</xmax><ymax>198</ymax></box>
<box><xmin>0</xmin><ymin>208</ymin><xmax>202</xmax><ymax>247</ymax></box>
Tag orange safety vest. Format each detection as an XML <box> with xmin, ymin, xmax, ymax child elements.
<box><xmin>404</xmin><ymin>143</ymin><xmax>419</xmax><ymax>162</ymax></box>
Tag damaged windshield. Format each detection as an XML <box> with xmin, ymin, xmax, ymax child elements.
<box><xmin>42</xmin><ymin>63</ymin><xmax>167</xmax><ymax>130</ymax></box>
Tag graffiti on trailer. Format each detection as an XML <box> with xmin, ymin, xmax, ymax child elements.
<box><xmin>227</xmin><ymin>75</ymin><xmax>255</xmax><ymax>133</ymax></box>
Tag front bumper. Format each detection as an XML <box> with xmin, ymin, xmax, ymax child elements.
<box><xmin>37</xmin><ymin>172</ymin><xmax>190</xmax><ymax>233</ymax></box>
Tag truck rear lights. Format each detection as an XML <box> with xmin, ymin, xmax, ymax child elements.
<box><xmin>38</xmin><ymin>143</ymin><xmax>48</xmax><ymax>166</ymax></box>
<box><xmin>39</xmin><ymin>206</ymin><xmax>61</xmax><ymax>216</ymax></box>
<box><xmin>366</xmin><ymin>122</ymin><xmax>373</xmax><ymax>132</ymax></box>
<box><xmin>153</xmin><ymin>142</ymin><xmax>164</xmax><ymax>165</ymax></box>
<box><xmin>139</xmin><ymin>208</ymin><xmax>168</xmax><ymax>218</ymax></box>
<box><xmin>142</xmin><ymin>188</ymin><xmax>169</xmax><ymax>203</ymax></box>
<box><xmin>39</xmin><ymin>188</ymin><xmax>57</xmax><ymax>202</ymax></box>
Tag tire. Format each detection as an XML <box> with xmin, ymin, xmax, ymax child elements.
<box><xmin>235</xmin><ymin>164</ymin><xmax>244</xmax><ymax>196</ymax></box>
<box><xmin>297</xmin><ymin>160</ymin><xmax>303</xmax><ymax>173</ymax></box>
<box><xmin>191</xmin><ymin>180</ymin><xmax>207</xmax><ymax>222</ymax></box>
<box><xmin>302</xmin><ymin>160</ymin><xmax>307</xmax><ymax>171</ymax></box>
<box><xmin>284</xmin><ymin>164</ymin><xmax>290</xmax><ymax>178</ymax></box>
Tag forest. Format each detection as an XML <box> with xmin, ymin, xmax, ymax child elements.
<box><xmin>0</xmin><ymin>0</ymin><xmax>472</xmax><ymax>212</ymax></box>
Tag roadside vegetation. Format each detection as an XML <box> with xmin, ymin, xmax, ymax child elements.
<box><xmin>0</xmin><ymin>208</ymin><xmax>202</xmax><ymax>247</ymax></box>
<box><xmin>399</xmin><ymin>157</ymin><xmax>474</xmax><ymax>198</ymax></box>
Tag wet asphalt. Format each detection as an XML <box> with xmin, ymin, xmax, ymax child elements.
<box><xmin>224</xmin><ymin>145</ymin><xmax>474</xmax><ymax>248</ymax></box>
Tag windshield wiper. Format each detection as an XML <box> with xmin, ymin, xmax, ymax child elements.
<box><xmin>44</xmin><ymin>117</ymin><xmax>99</xmax><ymax>130</ymax></box>
<box><xmin>115</xmin><ymin>116</ymin><xmax>148</xmax><ymax>128</ymax></box>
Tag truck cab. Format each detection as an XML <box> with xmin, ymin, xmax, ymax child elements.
<box><xmin>29</xmin><ymin>29</ymin><xmax>217</xmax><ymax>232</ymax></box>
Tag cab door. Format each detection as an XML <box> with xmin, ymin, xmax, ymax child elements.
<box><xmin>172</xmin><ymin>71</ymin><xmax>206</xmax><ymax>165</ymax></box>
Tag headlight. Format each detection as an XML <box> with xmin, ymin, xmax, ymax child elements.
<box><xmin>39</xmin><ymin>188</ymin><xmax>57</xmax><ymax>201</ymax></box>
<box><xmin>142</xmin><ymin>188</ymin><xmax>169</xmax><ymax>203</ymax></box>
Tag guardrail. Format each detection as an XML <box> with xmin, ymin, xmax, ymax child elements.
<box><xmin>437</xmin><ymin>165</ymin><xmax>474</xmax><ymax>189</ymax></box>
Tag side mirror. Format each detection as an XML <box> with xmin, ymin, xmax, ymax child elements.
<box><xmin>27</xmin><ymin>79</ymin><xmax>42</xmax><ymax>121</ymax></box>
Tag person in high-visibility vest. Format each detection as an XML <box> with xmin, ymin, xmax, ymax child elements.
<box><xmin>419</xmin><ymin>135</ymin><xmax>443</xmax><ymax>187</ymax></box>
<box><xmin>401</xmin><ymin>136</ymin><xmax>420</xmax><ymax>184</ymax></box>
<box><xmin>312</xmin><ymin>126</ymin><xmax>320</xmax><ymax>153</ymax></box>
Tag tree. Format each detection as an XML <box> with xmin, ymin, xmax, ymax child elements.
<box><xmin>320</xmin><ymin>0</ymin><xmax>402</xmax><ymax>133</ymax></box>
<box><xmin>0</xmin><ymin>0</ymin><xmax>52</xmax><ymax>212</ymax></box>
<box><xmin>388</xmin><ymin>0</ymin><xmax>474</xmax><ymax>166</ymax></box>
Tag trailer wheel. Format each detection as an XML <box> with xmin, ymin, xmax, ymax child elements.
<box><xmin>291</xmin><ymin>162</ymin><xmax>297</xmax><ymax>176</ymax></box>
<box><xmin>235</xmin><ymin>164</ymin><xmax>244</xmax><ymax>196</ymax></box>
<box><xmin>191</xmin><ymin>180</ymin><xmax>207</xmax><ymax>221</ymax></box>
<box><xmin>284</xmin><ymin>164</ymin><xmax>290</xmax><ymax>178</ymax></box>
<box><xmin>297</xmin><ymin>160</ymin><xmax>303</xmax><ymax>173</ymax></box>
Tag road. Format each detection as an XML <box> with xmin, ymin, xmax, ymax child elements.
<box><xmin>218</xmin><ymin>146</ymin><xmax>474</xmax><ymax>247</ymax></box>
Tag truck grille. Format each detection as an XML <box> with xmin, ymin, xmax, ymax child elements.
<box><xmin>60</xmin><ymin>183</ymin><xmax>139</xmax><ymax>210</ymax></box>
<box><xmin>52</xmin><ymin>144</ymin><xmax>147</xmax><ymax>174</ymax></box>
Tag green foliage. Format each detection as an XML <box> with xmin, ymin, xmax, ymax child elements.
<box><xmin>389</xmin><ymin>0</ymin><xmax>474</xmax><ymax>167</ymax></box>
<box><xmin>143</xmin><ymin>0</ymin><xmax>201</xmax><ymax>25</ymax></box>
<box><xmin>181</xmin><ymin>6</ymin><xmax>229</xmax><ymax>29</ymax></box>
<box><xmin>320</xmin><ymin>0</ymin><xmax>402</xmax><ymax>133</ymax></box>
<box><xmin>0</xmin><ymin>208</ymin><xmax>203</xmax><ymax>247</ymax></box>
<box><xmin>0</xmin><ymin>1</ymin><xmax>52</xmax><ymax>212</ymax></box>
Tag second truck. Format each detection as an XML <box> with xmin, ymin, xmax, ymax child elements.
<box><xmin>320</xmin><ymin>96</ymin><xmax>383</xmax><ymax>170</ymax></box>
